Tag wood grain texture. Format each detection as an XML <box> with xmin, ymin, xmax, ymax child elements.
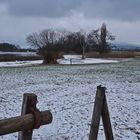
<box><xmin>0</xmin><ymin>110</ymin><xmax>52</xmax><ymax>136</ymax></box>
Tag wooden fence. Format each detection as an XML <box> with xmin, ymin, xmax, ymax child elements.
<box><xmin>0</xmin><ymin>93</ymin><xmax>52</xmax><ymax>140</ymax></box>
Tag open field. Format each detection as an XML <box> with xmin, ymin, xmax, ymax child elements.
<box><xmin>0</xmin><ymin>58</ymin><xmax>140</xmax><ymax>140</ymax></box>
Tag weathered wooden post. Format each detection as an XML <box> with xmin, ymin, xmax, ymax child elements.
<box><xmin>89</xmin><ymin>86</ymin><xmax>105</xmax><ymax>140</ymax></box>
<box><xmin>18</xmin><ymin>93</ymin><xmax>37</xmax><ymax>140</ymax></box>
<box><xmin>89</xmin><ymin>85</ymin><xmax>114</xmax><ymax>140</ymax></box>
<box><xmin>18</xmin><ymin>93</ymin><xmax>52</xmax><ymax>140</ymax></box>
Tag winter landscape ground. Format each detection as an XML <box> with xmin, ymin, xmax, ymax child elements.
<box><xmin>0</xmin><ymin>58</ymin><xmax>140</xmax><ymax>140</ymax></box>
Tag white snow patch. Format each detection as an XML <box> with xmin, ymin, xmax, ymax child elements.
<box><xmin>58</xmin><ymin>55</ymin><xmax>118</xmax><ymax>64</ymax></box>
<box><xmin>0</xmin><ymin>51</ymin><xmax>36</xmax><ymax>56</ymax></box>
<box><xmin>0</xmin><ymin>60</ymin><xmax>42</xmax><ymax>67</ymax></box>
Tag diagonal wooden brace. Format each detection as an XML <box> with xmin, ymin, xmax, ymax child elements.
<box><xmin>89</xmin><ymin>85</ymin><xmax>114</xmax><ymax>140</ymax></box>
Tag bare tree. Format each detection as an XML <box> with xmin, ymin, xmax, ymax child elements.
<box><xmin>87</xmin><ymin>24</ymin><xmax>115</xmax><ymax>53</ymax></box>
<box><xmin>63</xmin><ymin>31</ymin><xmax>81</xmax><ymax>54</ymax></box>
<box><xmin>99</xmin><ymin>23</ymin><xmax>115</xmax><ymax>53</ymax></box>
<box><xmin>87</xmin><ymin>29</ymin><xmax>100</xmax><ymax>50</ymax></box>
<box><xmin>26</xmin><ymin>29</ymin><xmax>62</xmax><ymax>64</ymax></box>
<box><xmin>76</xmin><ymin>31</ymin><xmax>88</xmax><ymax>59</ymax></box>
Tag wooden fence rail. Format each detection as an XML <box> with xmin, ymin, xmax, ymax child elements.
<box><xmin>0</xmin><ymin>110</ymin><xmax>52</xmax><ymax>136</ymax></box>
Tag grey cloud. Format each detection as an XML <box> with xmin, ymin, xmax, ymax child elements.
<box><xmin>1</xmin><ymin>0</ymin><xmax>140</xmax><ymax>20</ymax></box>
<box><xmin>79</xmin><ymin>0</ymin><xmax>140</xmax><ymax>21</ymax></box>
<box><xmin>2</xmin><ymin>0</ymin><xmax>82</xmax><ymax>17</ymax></box>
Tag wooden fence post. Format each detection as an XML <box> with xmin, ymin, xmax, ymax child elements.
<box><xmin>89</xmin><ymin>85</ymin><xmax>114</xmax><ymax>140</ymax></box>
<box><xmin>89</xmin><ymin>86</ymin><xmax>105</xmax><ymax>140</ymax></box>
<box><xmin>18</xmin><ymin>93</ymin><xmax>38</xmax><ymax>140</ymax></box>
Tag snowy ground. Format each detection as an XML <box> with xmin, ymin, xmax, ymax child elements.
<box><xmin>0</xmin><ymin>58</ymin><xmax>140</xmax><ymax>140</ymax></box>
<box><xmin>58</xmin><ymin>55</ymin><xmax>119</xmax><ymax>64</ymax></box>
<box><xmin>0</xmin><ymin>60</ymin><xmax>43</xmax><ymax>67</ymax></box>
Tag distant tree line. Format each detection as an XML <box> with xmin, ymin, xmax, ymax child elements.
<box><xmin>26</xmin><ymin>23</ymin><xmax>115</xmax><ymax>64</ymax></box>
<box><xmin>0</xmin><ymin>43</ymin><xmax>36</xmax><ymax>52</ymax></box>
<box><xmin>0</xmin><ymin>43</ymin><xmax>20</xmax><ymax>52</ymax></box>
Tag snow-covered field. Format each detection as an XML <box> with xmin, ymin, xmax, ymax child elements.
<box><xmin>0</xmin><ymin>58</ymin><xmax>140</xmax><ymax>140</ymax></box>
<box><xmin>0</xmin><ymin>60</ymin><xmax>43</xmax><ymax>67</ymax></box>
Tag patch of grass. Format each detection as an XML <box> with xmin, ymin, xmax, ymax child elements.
<box><xmin>86</xmin><ymin>51</ymin><xmax>140</xmax><ymax>58</ymax></box>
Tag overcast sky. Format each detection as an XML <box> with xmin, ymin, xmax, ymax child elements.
<box><xmin>0</xmin><ymin>0</ymin><xmax>140</xmax><ymax>48</ymax></box>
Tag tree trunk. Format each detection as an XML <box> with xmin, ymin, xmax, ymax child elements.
<box><xmin>82</xmin><ymin>47</ymin><xmax>86</xmax><ymax>59</ymax></box>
